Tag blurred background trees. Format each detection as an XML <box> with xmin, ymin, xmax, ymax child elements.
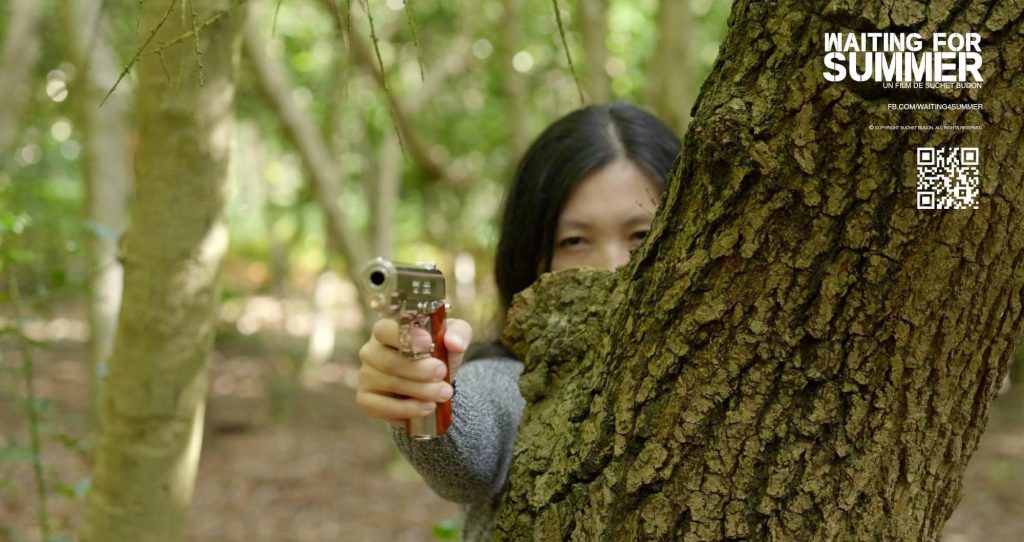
<box><xmin>0</xmin><ymin>0</ymin><xmax>732</xmax><ymax>393</ymax></box>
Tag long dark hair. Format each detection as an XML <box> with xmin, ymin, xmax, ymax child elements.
<box><xmin>469</xmin><ymin>103</ymin><xmax>680</xmax><ymax>361</ymax></box>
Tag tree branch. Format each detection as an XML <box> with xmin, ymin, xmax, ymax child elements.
<box><xmin>242</xmin><ymin>18</ymin><xmax>371</xmax><ymax>272</ymax></box>
<box><xmin>319</xmin><ymin>0</ymin><xmax>472</xmax><ymax>187</ymax></box>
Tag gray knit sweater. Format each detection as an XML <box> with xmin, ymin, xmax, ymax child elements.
<box><xmin>391</xmin><ymin>357</ymin><xmax>525</xmax><ymax>541</ymax></box>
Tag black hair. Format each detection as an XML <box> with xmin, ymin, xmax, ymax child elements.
<box><xmin>493</xmin><ymin>103</ymin><xmax>681</xmax><ymax>311</ymax></box>
<box><xmin>467</xmin><ymin>103</ymin><xmax>679</xmax><ymax>362</ymax></box>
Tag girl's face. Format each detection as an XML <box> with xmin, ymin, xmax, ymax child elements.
<box><xmin>549</xmin><ymin>159</ymin><xmax>661</xmax><ymax>273</ymax></box>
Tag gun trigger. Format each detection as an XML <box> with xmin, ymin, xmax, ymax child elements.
<box><xmin>398</xmin><ymin>324</ymin><xmax>412</xmax><ymax>356</ymax></box>
<box><xmin>399</xmin><ymin>322</ymin><xmax>433</xmax><ymax>358</ymax></box>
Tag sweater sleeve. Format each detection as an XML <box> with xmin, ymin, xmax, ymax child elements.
<box><xmin>390</xmin><ymin>357</ymin><xmax>525</xmax><ymax>503</ymax></box>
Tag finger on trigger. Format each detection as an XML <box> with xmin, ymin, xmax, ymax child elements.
<box><xmin>409</xmin><ymin>326</ymin><xmax>434</xmax><ymax>352</ymax></box>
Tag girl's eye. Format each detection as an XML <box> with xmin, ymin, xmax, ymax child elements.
<box><xmin>630</xmin><ymin>230</ymin><xmax>649</xmax><ymax>242</ymax></box>
<box><xmin>558</xmin><ymin>236</ymin><xmax>586</xmax><ymax>248</ymax></box>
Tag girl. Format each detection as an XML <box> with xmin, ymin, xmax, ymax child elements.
<box><xmin>356</xmin><ymin>103</ymin><xmax>681</xmax><ymax>540</ymax></box>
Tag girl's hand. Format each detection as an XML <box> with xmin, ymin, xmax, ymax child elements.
<box><xmin>356</xmin><ymin>318</ymin><xmax>472</xmax><ymax>427</ymax></box>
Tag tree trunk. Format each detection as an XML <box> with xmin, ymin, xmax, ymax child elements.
<box><xmin>374</xmin><ymin>132</ymin><xmax>400</xmax><ymax>259</ymax></box>
<box><xmin>646</xmin><ymin>0</ymin><xmax>692</xmax><ymax>135</ymax></box>
<box><xmin>495</xmin><ymin>1</ymin><xmax>1024</xmax><ymax>540</ymax></box>
<box><xmin>578</xmin><ymin>0</ymin><xmax>610</xmax><ymax>104</ymax></box>
<box><xmin>0</xmin><ymin>0</ymin><xmax>43</xmax><ymax>157</ymax></box>
<box><xmin>64</xmin><ymin>0</ymin><xmax>134</xmax><ymax>427</ymax></box>
<box><xmin>501</xmin><ymin>0</ymin><xmax>528</xmax><ymax>159</ymax></box>
<box><xmin>79</xmin><ymin>1</ymin><xmax>244</xmax><ymax>541</ymax></box>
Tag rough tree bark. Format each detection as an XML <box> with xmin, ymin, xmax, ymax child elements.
<box><xmin>494</xmin><ymin>1</ymin><xmax>1024</xmax><ymax>541</ymax></box>
<box><xmin>79</xmin><ymin>1</ymin><xmax>244</xmax><ymax>541</ymax></box>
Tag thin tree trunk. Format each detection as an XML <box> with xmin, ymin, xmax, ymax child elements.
<box><xmin>374</xmin><ymin>132</ymin><xmax>400</xmax><ymax>259</ymax></box>
<box><xmin>578</xmin><ymin>0</ymin><xmax>610</xmax><ymax>104</ymax></box>
<box><xmin>64</xmin><ymin>0</ymin><xmax>134</xmax><ymax>428</ymax></box>
<box><xmin>79</xmin><ymin>1</ymin><xmax>244</xmax><ymax>540</ymax></box>
<box><xmin>501</xmin><ymin>0</ymin><xmax>528</xmax><ymax>159</ymax></box>
<box><xmin>495</xmin><ymin>0</ymin><xmax>1024</xmax><ymax>539</ymax></box>
<box><xmin>646</xmin><ymin>0</ymin><xmax>692</xmax><ymax>135</ymax></box>
<box><xmin>301</xmin><ymin>269</ymin><xmax>341</xmax><ymax>386</ymax></box>
<box><xmin>0</xmin><ymin>0</ymin><xmax>43</xmax><ymax>157</ymax></box>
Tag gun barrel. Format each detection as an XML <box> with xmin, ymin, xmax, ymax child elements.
<box><xmin>359</xmin><ymin>257</ymin><xmax>446</xmax><ymax>313</ymax></box>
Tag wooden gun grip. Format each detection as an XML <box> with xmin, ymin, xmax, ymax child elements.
<box><xmin>404</xmin><ymin>304</ymin><xmax>452</xmax><ymax>438</ymax></box>
<box><xmin>430</xmin><ymin>304</ymin><xmax>452</xmax><ymax>435</ymax></box>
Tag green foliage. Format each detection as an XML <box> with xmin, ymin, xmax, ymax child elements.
<box><xmin>0</xmin><ymin>444</ymin><xmax>35</xmax><ymax>463</ymax></box>
<box><xmin>431</xmin><ymin>516</ymin><xmax>462</xmax><ymax>540</ymax></box>
<box><xmin>607</xmin><ymin>0</ymin><xmax>660</xmax><ymax>98</ymax></box>
<box><xmin>688</xmin><ymin>0</ymin><xmax>734</xmax><ymax>84</ymax></box>
<box><xmin>0</xmin><ymin>94</ymin><xmax>85</xmax><ymax>302</ymax></box>
<box><xmin>53</xmin><ymin>476</ymin><xmax>91</xmax><ymax>501</ymax></box>
<box><xmin>0</xmin><ymin>180</ymin><xmax>90</xmax><ymax>541</ymax></box>
<box><xmin>5</xmin><ymin>0</ymin><xmax>735</xmax><ymax>296</ymax></box>
<box><xmin>52</xmin><ymin>432</ymin><xmax>91</xmax><ymax>456</ymax></box>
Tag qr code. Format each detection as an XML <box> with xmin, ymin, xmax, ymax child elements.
<box><xmin>916</xmin><ymin>147</ymin><xmax>980</xmax><ymax>209</ymax></box>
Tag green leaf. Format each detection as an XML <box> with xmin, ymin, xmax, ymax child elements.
<box><xmin>0</xmin><ymin>213</ymin><xmax>31</xmax><ymax>235</ymax></box>
<box><xmin>432</xmin><ymin>517</ymin><xmax>461</xmax><ymax>540</ymax></box>
<box><xmin>53</xmin><ymin>477</ymin><xmax>90</xmax><ymax>501</ymax></box>
<box><xmin>54</xmin><ymin>481</ymin><xmax>76</xmax><ymax>499</ymax></box>
<box><xmin>6</xmin><ymin>249</ymin><xmax>34</xmax><ymax>264</ymax></box>
<box><xmin>53</xmin><ymin>433</ymin><xmax>91</xmax><ymax>454</ymax></box>
<box><xmin>22</xmin><ymin>396</ymin><xmax>52</xmax><ymax>415</ymax></box>
<box><xmin>50</xmin><ymin>269</ymin><xmax>66</xmax><ymax>288</ymax></box>
<box><xmin>0</xmin><ymin>444</ymin><xmax>34</xmax><ymax>462</ymax></box>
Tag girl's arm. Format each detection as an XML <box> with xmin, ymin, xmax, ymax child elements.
<box><xmin>391</xmin><ymin>358</ymin><xmax>525</xmax><ymax>503</ymax></box>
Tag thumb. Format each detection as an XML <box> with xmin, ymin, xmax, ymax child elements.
<box><xmin>443</xmin><ymin>318</ymin><xmax>472</xmax><ymax>373</ymax></box>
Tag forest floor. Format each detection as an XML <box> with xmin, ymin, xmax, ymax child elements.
<box><xmin>0</xmin><ymin>310</ymin><xmax>460</xmax><ymax>542</ymax></box>
<box><xmin>1</xmin><ymin>302</ymin><xmax>1023</xmax><ymax>542</ymax></box>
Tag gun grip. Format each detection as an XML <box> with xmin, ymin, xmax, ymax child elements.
<box><xmin>406</xmin><ymin>304</ymin><xmax>452</xmax><ymax>438</ymax></box>
<box><xmin>432</xmin><ymin>304</ymin><xmax>452</xmax><ymax>434</ymax></box>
